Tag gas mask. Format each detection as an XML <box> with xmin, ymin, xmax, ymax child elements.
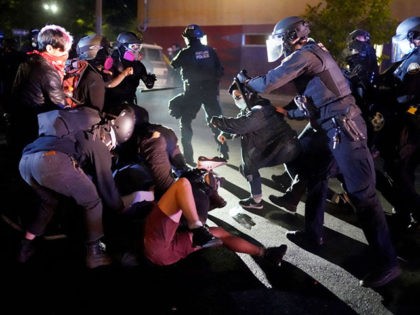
<box><xmin>122</xmin><ymin>43</ymin><xmax>142</xmax><ymax>61</ymax></box>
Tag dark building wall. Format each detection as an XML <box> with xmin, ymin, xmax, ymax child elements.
<box><xmin>143</xmin><ymin>24</ymin><xmax>295</xmax><ymax>94</ymax></box>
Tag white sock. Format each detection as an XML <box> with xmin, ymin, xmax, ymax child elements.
<box><xmin>188</xmin><ymin>221</ymin><xmax>203</xmax><ymax>230</ymax></box>
<box><xmin>121</xmin><ymin>190</ymin><xmax>155</xmax><ymax>208</ymax></box>
<box><xmin>253</xmin><ymin>195</ymin><xmax>262</xmax><ymax>203</ymax></box>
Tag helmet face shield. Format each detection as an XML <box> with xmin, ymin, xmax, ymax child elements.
<box><xmin>266</xmin><ymin>34</ymin><xmax>284</xmax><ymax>62</ymax></box>
<box><xmin>391</xmin><ymin>35</ymin><xmax>413</xmax><ymax>62</ymax></box>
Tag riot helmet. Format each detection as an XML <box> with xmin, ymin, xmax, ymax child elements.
<box><xmin>266</xmin><ymin>16</ymin><xmax>310</xmax><ymax>62</ymax></box>
<box><xmin>116</xmin><ymin>31</ymin><xmax>143</xmax><ymax>61</ymax></box>
<box><xmin>76</xmin><ymin>34</ymin><xmax>112</xmax><ymax>68</ymax></box>
<box><xmin>77</xmin><ymin>34</ymin><xmax>105</xmax><ymax>60</ymax></box>
<box><xmin>392</xmin><ymin>16</ymin><xmax>420</xmax><ymax>62</ymax></box>
<box><xmin>108</xmin><ymin>105</ymin><xmax>136</xmax><ymax>145</ymax></box>
<box><xmin>346</xmin><ymin>29</ymin><xmax>372</xmax><ymax>54</ymax></box>
<box><xmin>182</xmin><ymin>24</ymin><xmax>204</xmax><ymax>39</ymax></box>
<box><xmin>182</xmin><ymin>24</ymin><xmax>206</xmax><ymax>45</ymax></box>
<box><xmin>344</xmin><ymin>29</ymin><xmax>377</xmax><ymax>66</ymax></box>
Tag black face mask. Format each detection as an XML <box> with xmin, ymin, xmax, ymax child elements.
<box><xmin>92</xmin><ymin>48</ymin><xmax>108</xmax><ymax>68</ymax></box>
<box><xmin>348</xmin><ymin>41</ymin><xmax>374</xmax><ymax>59</ymax></box>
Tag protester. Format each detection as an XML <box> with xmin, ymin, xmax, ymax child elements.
<box><xmin>144</xmin><ymin>177</ymin><xmax>287</xmax><ymax>267</ymax></box>
<box><xmin>8</xmin><ymin>24</ymin><xmax>73</xmax><ymax>157</ymax></box>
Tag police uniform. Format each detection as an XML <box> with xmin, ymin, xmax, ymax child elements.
<box><xmin>169</xmin><ymin>38</ymin><xmax>229</xmax><ymax>164</ymax></box>
<box><xmin>247</xmin><ymin>39</ymin><xmax>398</xmax><ymax>274</ymax></box>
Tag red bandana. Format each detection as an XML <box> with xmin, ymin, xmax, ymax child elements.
<box><xmin>28</xmin><ymin>50</ymin><xmax>67</xmax><ymax>81</ymax></box>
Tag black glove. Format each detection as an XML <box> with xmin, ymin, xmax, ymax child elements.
<box><xmin>236</xmin><ymin>69</ymin><xmax>251</xmax><ymax>84</ymax></box>
<box><xmin>229</xmin><ymin>69</ymin><xmax>251</xmax><ymax>95</ymax></box>
<box><xmin>144</xmin><ymin>73</ymin><xmax>157</xmax><ymax>89</ymax></box>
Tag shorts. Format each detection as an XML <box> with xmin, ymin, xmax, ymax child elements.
<box><xmin>144</xmin><ymin>203</ymin><xmax>196</xmax><ymax>265</ymax></box>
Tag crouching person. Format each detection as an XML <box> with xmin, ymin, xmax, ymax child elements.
<box><xmin>17</xmin><ymin>106</ymin><xmax>135</xmax><ymax>268</ymax></box>
<box><xmin>144</xmin><ymin>177</ymin><xmax>287</xmax><ymax>266</ymax></box>
<box><xmin>210</xmin><ymin>79</ymin><xmax>301</xmax><ymax>210</ymax></box>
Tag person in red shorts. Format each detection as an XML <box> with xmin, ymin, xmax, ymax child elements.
<box><xmin>144</xmin><ymin>177</ymin><xmax>287</xmax><ymax>266</ymax></box>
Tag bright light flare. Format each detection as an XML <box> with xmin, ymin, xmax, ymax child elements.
<box><xmin>43</xmin><ymin>2</ymin><xmax>59</xmax><ymax>14</ymax></box>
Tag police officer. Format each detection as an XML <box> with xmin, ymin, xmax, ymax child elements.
<box><xmin>344</xmin><ymin>29</ymin><xmax>379</xmax><ymax>96</ymax></box>
<box><xmin>168</xmin><ymin>24</ymin><xmax>229</xmax><ymax>166</ymax></box>
<box><xmin>104</xmin><ymin>31</ymin><xmax>156</xmax><ymax>111</ymax></box>
<box><xmin>237</xmin><ymin>16</ymin><xmax>400</xmax><ymax>288</ymax></box>
<box><xmin>379</xmin><ymin>16</ymin><xmax>420</xmax><ymax>229</ymax></box>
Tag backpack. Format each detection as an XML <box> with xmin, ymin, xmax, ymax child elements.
<box><xmin>63</xmin><ymin>59</ymin><xmax>89</xmax><ymax>108</ymax></box>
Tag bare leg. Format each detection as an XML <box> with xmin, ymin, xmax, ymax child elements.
<box><xmin>210</xmin><ymin>226</ymin><xmax>263</xmax><ymax>256</ymax></box>
<box><xmin>158</xmin><ymin>177</ymin><xmax>201</xmax><ymax>225</ymax></box>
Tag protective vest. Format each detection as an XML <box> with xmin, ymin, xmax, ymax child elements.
<box><xmin>302</xmin><ymin>43</ymin><xmax>352</xmax><ymax>108</ymax></box>
<box><xmin>38</xmin><ymin>106</ymin><xmax>102</xmax><ymax>138</ymax></box>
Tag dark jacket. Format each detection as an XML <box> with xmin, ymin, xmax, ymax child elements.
<box><xmin>22</xmin><ymin>131</ymin><xmax>123</xmax><ymax>211</ymax></box>
<box><xmin>393</xmin><ymin>46</ymin><xmax>420</xmax><ymax>104</ymax></box>
<box><xmin>12</xmin><ymin>53</ymin><xmax>67</xmax><ymax>112</ymax></box>
<box><xmin>171</xmin><ymin>39</ymin><xmax>223</xmax><ymax>90</ymax></box>
<box><xmin>105</xmin><ymin>53</ymin><xmax>154</xmax><ymax>110</ymax></box>
<box><xmin>9</xmin><ymin>53</ymin><xmax>67</xmax><ymax>150</ymax></box>
<box><xmin>116</xmin><ymin>122</ymin><xmax>187</xmax><ymax>199</ymax></box>
<box><xmin>72</xmin><ymin>64</ymin><xmax>106</xmax><ymax>111</ymax></box>
<box><xmin>211</xmin><ymin>97</ymin><xmax>300</xmax><ymax>175</ymax></box>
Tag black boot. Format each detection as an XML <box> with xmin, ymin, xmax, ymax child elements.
<box><xmin>191</xmin><ymin>226</ymin><xmax>223</xmax><ymax>248</ymax></box>
<box><xmin>17</xmin><ymin>238</ymin><xmax>37</xmax><ymax>264</ymax></box>
<box><xmin>208</xmin><ymin>190</ymin><xmax>227</xmax><ymax>210</ymax></box>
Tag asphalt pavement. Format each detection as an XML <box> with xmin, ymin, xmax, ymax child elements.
<box><xmin>0</xmin><ymin>88</ymin><xmax>419</xmax><ymax>314</ymax></box>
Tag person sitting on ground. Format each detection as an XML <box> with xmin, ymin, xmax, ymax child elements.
<box><xmin>143</xmin><ymin>177</ymin><xmax>287</xmax><ymax>266</ymax></box>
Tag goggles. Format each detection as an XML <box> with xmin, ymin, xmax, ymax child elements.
<box><xmin>127</xmin><ymin>43</ymin><xmax>142</xmax><ymax>51</ymax></box>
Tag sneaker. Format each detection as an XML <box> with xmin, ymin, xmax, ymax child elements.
<box><xmin>286</xmin><ymin>230</ymin><xmax>324</xmax><ymax>251</ymax></box>
<box><xmin>239</xmin><ymin>197</ymin><xmax>263</xmax><ymax>210</ymax></box>
<box><xmin>264</xmin><ymin>244</ymin><xmax>288</xmax><ymax>266</ymax></box>
<box><xmin>359</xmin><ymin>265</ymin><xmax>402</xmax><ymax>288</ymax></box>
<box><xmin>269</xmin><ymin>195</ymin><xmax>297</xmax><ymax>213</ymax></box>
<box><xmin>185</xmin><ymin>159</ymin><xmax>197</xmax><ymax>167</ymax></box>
<box><xmin>220</xmin><ymin>152</ymin><xmax>229</xmax><ymax>161</ymax></box>
<box><xmin>86</xmin><ymin>240</ymin><xmax>113</xmax><ymax>269</ymax></box>
<box><xmin>17</xmin><ymin>238</ymin><xmax>37</xmax><ymax>264</ymax></box>
<box><xmin>191</xmin><ymin>226</ymin><xmax>223</xmax><ymax>248</ymax></box>
<box><xmin>197</xmin><ymin>156</ymin><xmax>227</xmax><ymax>171</ymax></box>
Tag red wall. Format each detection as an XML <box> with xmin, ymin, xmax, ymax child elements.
<box><xmin>142</xmin><ymin>24</ymin><xmax>293</xmax><ymax>95</ymax></box>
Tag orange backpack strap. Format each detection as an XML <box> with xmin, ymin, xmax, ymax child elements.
<box><xmin>63</xmin><ymin>60</ymin><xmax>89</xmax><ymax>108</ymax></box>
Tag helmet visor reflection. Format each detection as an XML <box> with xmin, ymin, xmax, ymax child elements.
<box><xmin>391</xmin><ymin>36</ymin><xmax>412</xmax><ymax>62</ymax></box>
<box><xmin>266</xmin><ymin>35</ymin><xmax>284</xmax><ymax>62</ymax></box>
